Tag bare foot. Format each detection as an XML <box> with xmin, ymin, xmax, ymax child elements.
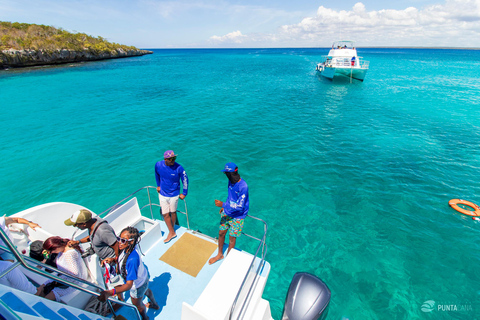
<box><xmin>146</xmin><ymin>302</ymin><xmax>160</xmax><ymax>310</ymax></box>
<box><xmin>164</xmin><ymin>233</ymin><xmax>177</xmax><ymax>244</ymax></box>
<box><xmin>208</xmin><ymin>254</ymin><xmax>224</xmax><ymax>265</ymax></box>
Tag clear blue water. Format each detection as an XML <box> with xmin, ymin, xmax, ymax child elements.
<box><xmin>2</xmin><ymin>48</ymin><xmax>480</xmax><ymax>319</ymax></box>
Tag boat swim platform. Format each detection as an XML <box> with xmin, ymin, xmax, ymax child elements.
<box><xmin>116</xmin><ymin>220</ymin><xmax>271</xmax><ymax>320</ymax></box>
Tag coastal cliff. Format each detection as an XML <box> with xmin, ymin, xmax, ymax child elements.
<box><xmin>0</xmin><ymin>21</ymin><xmax>153</xmax><ymax>69</ymax></box>
<box><xmin>0</xmin><ymin>48</ymin><xmax>153</xmax><ymax>69</ymax></box>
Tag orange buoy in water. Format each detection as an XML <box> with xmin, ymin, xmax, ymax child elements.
<box><xmin>449</xmin><ymin>199</ymin><xmax>480</xmax><ymax>216</ymax></box>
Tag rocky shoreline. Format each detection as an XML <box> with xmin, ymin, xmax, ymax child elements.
<box><xmin>0</xmin><ymin>48</ymin><xmax>153</xmax><ymax>69</ymax></box>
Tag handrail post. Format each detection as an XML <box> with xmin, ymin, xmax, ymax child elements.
<box><xmin>147</xmin><ymin>186</ymin><xmax>154</xmax><ymax>219</ymax></box>
<box><xmin>184</xmin><ymin>198</ymin><xmax>190</xmax><ymax>230</ymax></box>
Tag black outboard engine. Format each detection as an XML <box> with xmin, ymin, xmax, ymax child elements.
<box><xmin>282</xmin><ymin>272</ymin><xmax>331</xmax><ymax>320</ymax></box>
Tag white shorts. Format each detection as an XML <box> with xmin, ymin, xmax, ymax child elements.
<box><xmin>159</xmin><ymin>194</ymin><xmax>179</xmax><ymax>215</ymax></box>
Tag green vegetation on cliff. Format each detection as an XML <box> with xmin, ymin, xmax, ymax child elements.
<box><xmin>0</xmin><ymin>21</ymin><xmax>137</xmax><ymax>53</ymax></box>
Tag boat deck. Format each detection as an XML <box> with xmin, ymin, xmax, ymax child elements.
<box><xmin>0</xmin><ymin>190</ymin><xmax>271</xmax><ymax>320</ymax></box>
<box><xmin>116</xmin><ymin>221</ymin><xmax>223</xmax><ymax>319</ymax></box>
<box><xmin>115</xmin><ymin>220</ymin><xmax>270</xmax><ymax>320</ymax></box>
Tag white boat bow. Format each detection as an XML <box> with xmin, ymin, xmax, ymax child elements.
<box><xmin>316</xmin><ymin>40</ymin><xmax>369</xmax><ymax>82</ymax></box>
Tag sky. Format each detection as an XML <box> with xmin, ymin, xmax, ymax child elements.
<box><xmin>1</xmin><ymin>0</ymin><xmax>479</xmax><ymax>48</ymax></box>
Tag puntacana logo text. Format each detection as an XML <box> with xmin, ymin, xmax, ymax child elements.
<box><xmin>421</xmin><ymin>300</ymin><xmax>473</xmax><ymax>313</ymax></box>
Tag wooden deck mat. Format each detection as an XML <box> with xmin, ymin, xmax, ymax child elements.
<box><xmin>159</xmin><ymin>232</ymin><xmax>218</xmax><ymax>277</ymax></box>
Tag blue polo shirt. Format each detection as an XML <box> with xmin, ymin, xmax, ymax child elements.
<box><xmin>121</xmin><ymin>248</ymin><xmax>148</xmax><ymax>290</ymax></box>
<box><xmin>222</xmin><ymin>179</ymin><xmax>249</xmax><ymax>219</ymax></box>
<box><xmin>155</xmin><ymin>161</ymin><xmax>188</xmax><ymax>197</ymax></box>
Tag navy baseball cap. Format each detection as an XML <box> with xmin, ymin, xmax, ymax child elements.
<box><xmin>222</xmin><ymin>162</ymin><xmax>238</xmax><ymax>172</ymax></box>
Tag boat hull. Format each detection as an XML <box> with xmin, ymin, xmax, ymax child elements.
<box><xmin>320</xmin><ymin>66</ymin><xmax>367</xmax><ymax>82</ymax></box>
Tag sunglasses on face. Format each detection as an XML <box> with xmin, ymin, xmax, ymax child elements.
<box><xmin>42</xmin><ymin>250</ymin><xmax>50</xmax><ymax>259</ymax></box>
<box><xmin>117</xmin><ymin>236</ymin><xmax>133</xmax><ymax>244</ymax></box>
<box><xmin>165</xmin><ymin>157</ymin><xmax>176</xmax><ymax>161</ymax></box>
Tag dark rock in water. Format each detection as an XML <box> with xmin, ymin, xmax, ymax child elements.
<box><xmin>0</xmin><ymin>48</ymin><xmax>153</xmax><ymax>69</ymax></box>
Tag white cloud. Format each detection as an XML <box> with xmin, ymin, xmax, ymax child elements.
<box><xmin>207</xmin><ymin>0</ymin><xmax>480</xmax><ymax>47</ymax></box>
<box><xmin>210</xmin><ymin>30</ymin><xmax>246</xmax><ymax>44</ymax></box>
<box><xmin>3</xmin><ymin>0</ymin><xmax>480</xmax><ymax>47</ymax></box>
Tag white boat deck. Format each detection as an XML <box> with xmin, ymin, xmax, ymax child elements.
<box><xmin>0</xmin><ymin>189</ymin><xmax>271</xmax><ymax>320</ymax></box>
<box><xmin>117</xmin><ymin>222</ymin><xmax>222</xmax><ymax>319</ymax></box>
<box><xmin>117</xmin><ymin>221</ymin><xmax>271</xmax><ymax>320</ymax></box>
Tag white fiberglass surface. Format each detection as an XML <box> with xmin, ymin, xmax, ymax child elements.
<box><xmin>116</xmin><ymin>222</ymin><xmax>222</xmax><ymax>320</ymax></box>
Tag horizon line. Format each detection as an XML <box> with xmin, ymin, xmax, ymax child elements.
<box><xmin>141</xmin><ymin>46</ymin><xmax>480</xmax><ymax>50</ymax></box>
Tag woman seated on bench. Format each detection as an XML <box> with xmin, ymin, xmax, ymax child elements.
<box><xmin>35</xmin><ymin>236</ymin><xmax>88</xmax><ymax>302</ymax></box>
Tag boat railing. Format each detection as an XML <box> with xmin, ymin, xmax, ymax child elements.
<box><xmin>99</xmin><ymin>186</ymin><xmax>267</xmax><ymax>320</ymax></box>
<box><xmin>229</xmin><ymin>214</ymin><xmax>268</xmax><ymax>320</ymax></box>
<box><xmin>98</xmin><ymin>186</ymin><xmax>190</xmax><ymax>230</ymax></box>
<box><xmin>0</xmin><ymin>227</ymin><xmax>142</xmax><ymax>320</ymax></box>
<box><xmin>328</xmin><ymin>57</ymin><xmax>369</xmax><ymax>69</ymax></box>
<box><xmin>360</xmin><ymin>60</ymin><xmax>370</xmax><ymax>68</ymax></box>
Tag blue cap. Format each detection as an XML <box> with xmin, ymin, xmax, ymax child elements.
<box><xmin>222</xmin><ymin>162</ymin><xmax>238</xmax><ymax>172</ymax></box>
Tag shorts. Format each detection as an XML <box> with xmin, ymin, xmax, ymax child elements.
<box><xmin>131</xmin><ymin>278</ymin><xmax>149</xmax><ymax>299</ymax></box>
<box><xmin>219</xmin><ymin>213</ymin><xmax>244</xmax><ymax>238</ymax></box>
<box><xmin>159</xmin><ymin>194</ymin><xmax>179</xmax><ymax>215</ymax></box>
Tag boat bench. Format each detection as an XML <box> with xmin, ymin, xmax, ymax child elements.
<box><xmin>7</xmin><ymin>198</ymin><xmax>161</xmax><ymax>310</ymax></box>
<box><xmin>103</xmin><ymin>197</ymin><xmax>162</xmax><ymax>254</ymax></box>
<box><xmin>5</xmin><ymin>221</ymin><xmax>100</xmax><ymax>309</ymax></box>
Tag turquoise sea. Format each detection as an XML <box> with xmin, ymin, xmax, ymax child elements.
<box><xmin>1</xmin><ymin>48</ymin><xmax>480</xmax><ymax>319</ymax></box>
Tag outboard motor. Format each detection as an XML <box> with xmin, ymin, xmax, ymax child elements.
<box><xmin>282</xmin><ymin>272</ymin><xmax>331</xmax><ymax>320</ymax></box>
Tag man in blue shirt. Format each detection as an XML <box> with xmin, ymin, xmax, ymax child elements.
<box><xmin>155</xmin><ymin>150</ymin><xmax>188</xmax><ymax>243</ymax></box>
<box><xmin>209</xmin><ymin>162</ymin><xmax>249</xmax><ymax>265</ymax></box>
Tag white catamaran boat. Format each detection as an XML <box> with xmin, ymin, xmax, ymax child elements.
<box><xmin>0</xmin><ymin>187</ymin><xmax>331</xmax><ymax>320</ymax></box>
<box><xmin>316</xmin><ymin>41</ymin><xmax>369</xmax><ymax>82</ymax></box>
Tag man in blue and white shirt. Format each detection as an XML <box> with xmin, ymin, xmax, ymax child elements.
<box><xmin>155</xmin><ymin>150</ymin><xmax>188</xmax><ymax>243</ymax></box>
<box><xmin>209</xmin><ymin>162</ymin><xmax>249</xmax><ymax>265</ymax></box>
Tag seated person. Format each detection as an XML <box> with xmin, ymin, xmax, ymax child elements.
<box><xmin>65</xmin><ymin>209</ymin><xmax>121</xmax><ymax>300</ymax></box>
<box><xmin>29</xmin><ymin>240</ymin><xmax>57</xmax><ymax>272</ymax></box>
<box><xmin>0</xmin><ymin>260</ymin><xmax>36</xmax><ymax>294</ymax></box>
<box><xmin>35</xmin><ymin>236</ymin><xmax>88</xmax><ymax>302</ymax></box>
<box><xmin>0</xmin><ymin>216</ymin><xmax>40</xmax><ymax>261</ymax></box>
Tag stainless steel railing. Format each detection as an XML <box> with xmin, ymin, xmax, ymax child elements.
<box><xmin>98</xmin><ymin>186</ymin><xmax>190</xmax><ymax>229</ymax></box>
<box><xmin>229</xmin><ymin>214</ymin><xmax>268</xmax><ymax>320</ymax></box>
<box><xmin>1</xmin><ymin>186</ymin><xmax>266</xmax><ymax>320</ymax></box>
<box><xmin>326</xmin><ymin>57</ymin><xmax>369</xmax><ymax>69</ymax></box>
<box><xmin>0</xmin><ymin>299</ymin><xmax>22</xmax><ymax>320</ymax></box>
<box><xmin>99</xmin><ymin>186</ymin><xmax>268</xmax><ymax>320</ymax></box>
<box><xmin>360</xmin><ymin>60</ymin><xmax>370</xmax><ymax>68</ymax></box>
<box><xmin>0</xmin><ymin>227</ymin><xmax>142</xmax><ymax>319</ymax></box>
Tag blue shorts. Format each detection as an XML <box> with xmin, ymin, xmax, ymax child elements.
<box><xmin>131</xmin><ymin>278</ymin><xmax>149</xmax><ymax>299</ymax></box>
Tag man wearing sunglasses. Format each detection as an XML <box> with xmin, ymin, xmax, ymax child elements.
<box><xmin>209</xmin><ymin>162</ymin><xmax>249</xmax><ymax>265</ymax></box>
<box><xmin>154</xmin><ymin>150</ymin><xmax>189</xmax><ymax>244</ymax></box>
